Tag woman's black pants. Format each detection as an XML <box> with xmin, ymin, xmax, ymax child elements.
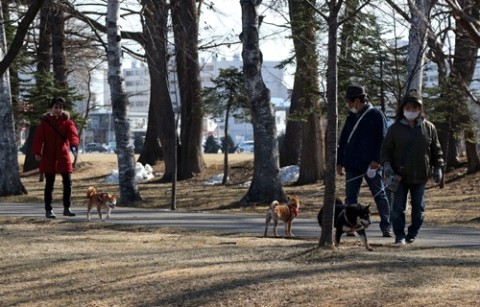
<box><xmin>44</xmin><ymin>173</ymin><xmax>72</xmax><ymax>211</ymax></box>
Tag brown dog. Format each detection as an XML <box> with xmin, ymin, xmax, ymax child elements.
<box><xmin>86</xmin><ymin>186</ymin><xmax>117</xmax><ymax>221</ymax></box>
<box><xmin>264</xmin><ymin>195</ymin><xmax>300</xmax><ymax>237</ymax></box>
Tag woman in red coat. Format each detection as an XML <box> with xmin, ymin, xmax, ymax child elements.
<box><xmin>32</xmin><ymin>97</ymin><xmax>80</xmax><ymax>218</ymax></box>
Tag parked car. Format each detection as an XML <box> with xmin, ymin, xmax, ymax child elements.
<box><xmin>85</xmin><ymin>143</ymin><xmax>107</xmax><ymax>153</ymax></box>
<box><xmin>237</xmin><ymin>141</ymin><xmax>254</xmax><ymax>153</ymax></box>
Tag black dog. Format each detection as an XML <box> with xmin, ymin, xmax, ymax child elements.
<box><xmin>318</xmin><ymin>199</ymin><xmax>372</xmax><ymax>251</ymax></box>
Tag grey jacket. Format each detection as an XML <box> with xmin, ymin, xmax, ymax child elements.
<box><xmin>381</xmin><ymin>118</ymin><xmax>444</xmax><ymax>184</ymax></box>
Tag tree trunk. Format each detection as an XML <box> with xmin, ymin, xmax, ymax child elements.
<box><xmin>452</xmin><ymin>0</ymin><xmax>480</xmax><ymax>172</ymax></box>
<box><xmin>138</xmin><ymin>0</ymin><xmax>177</xmax><ymax>182</ymax></box>
<box><xmin>465</xmin><ymin>129</ymin><xmax>480</xmax><ymax>172</ymax></box>
<box><xmin>50</xmin><ymin>4</ymin><xmax>67</xmax><ymax>89</ymax></box>
<box><xmin>279</xmin><ymin>0</ymin><xmax>303</xmax><ymax>167</ymax></box>
<box><xmin>171</xmin><ymin>0</ymin><xmax>205</xmax><ymax>180</ymax></box>
<box><xmin>0</xmin><ymin>1</ymin><xmax>26</xmax><ymax>195</ymax></box>
<box><xmin>289</xmin><ymin>0</ymin><xmax>324</xmax><ymax>184</ymax></box>
<box><xmin>222</xmin><ymin>102</ymin><xmax>231</xmax><ymax>185</ymax></box>
<box><xmin>106</xmin><ymin>0</ymin><xmax>141</xmax><ymax>204</ymax></box>
<box><xmin>404</xmin><ymin>0</ymin><xmax>433</xmax><ymax>92</ymax></box>
<box><xmin>23</xmin><ymin>0</ymin><xmax>52</xmax><ymax>173</ymax></box>
<box><xmin>239</xmin><ymin>0</ymin><xmax>285</xmax><ymax>204</ymax></box>
<box><xmin>318</xmin><ymin>1</ymin><xmax>342</xmax><ymax>249</ymax></box>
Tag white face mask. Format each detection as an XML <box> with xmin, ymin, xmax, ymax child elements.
<box><xmin>404</xmin><ymin>110</ymin><xmax>419</xmax><ymax>120</ymax></box>
<box><xmin>350</xmin><ymin>107</ymin><xmax>358</xmax><ymax>114</ymax></box>
<box><xmin>366</xmin><ymin>167</ymin><xmax>377</xmax><ymax>179</ymax></box>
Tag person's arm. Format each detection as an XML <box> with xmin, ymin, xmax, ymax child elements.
<box><xmin>67</xmin><ymin>120</ymin><xmax>80</xmax><ymax>148</ymax></box>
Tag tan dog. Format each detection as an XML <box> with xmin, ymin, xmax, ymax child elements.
<box><xmin>264</xmin><ymin>195</ymin><xmax>300</xmax><ymax>237</ymax></box>
<box><xmin>86</xmin><ymin>186</ymin><xmax>117</xmax><ymax>221</ymax></box>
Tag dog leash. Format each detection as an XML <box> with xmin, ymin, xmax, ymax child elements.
<box><xmin>346</xmin><ymin>169</ymin><xmax>392</xmax><ymax>199</ymax></box>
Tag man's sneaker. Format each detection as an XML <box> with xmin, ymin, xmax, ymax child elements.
<box><xmin>63</xmin><ymin>209</ymin><xmax>76</xmax><ymax>217</ymax></box>
<box><xmin>394</xmin><ymin>238</ymin><xmax>406</xmax><ymax>245</ymax></box>
<box><xmin>382</xmin><ymin>230</ymin><xmax>394</xmax><ymax>237</ymax></box>
<box><xmin>46</xmin><ymin>210</ymin><xmax>56</xmax><ymax>219</ymax></box>
<box><xmin>406</xmin><ymin>235</ymin><xmax>415</xmax><ymax>244</ymax></box>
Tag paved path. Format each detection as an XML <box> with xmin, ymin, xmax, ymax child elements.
<box><xmin>0</xmin><ymin>203</ymin><xmax>478</xmax><ymax>249</ymax></box>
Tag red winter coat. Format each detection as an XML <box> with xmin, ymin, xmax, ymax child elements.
<box><xmin>32</xmin><ymin>112</ymin><xmax>80</xmax><ymax>174</ymax></box>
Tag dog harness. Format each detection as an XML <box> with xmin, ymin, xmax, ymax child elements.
<box><xmin>288</xmin><ymin>203</ymin><xmax>299</xmax><ymax>218</ymax></box>
<box><xmin>96</xmin><ymin>193</ymin><xmax>106</xmax><ymax>202</ymax></box>
<box><xmin>337</xmin><ymin>209</ymin><xmax>358</xmax><ymax>230</ymax></box>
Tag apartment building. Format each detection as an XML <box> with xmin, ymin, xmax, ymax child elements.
<box><xmin>90</xmin><ymin>55</ymin><xmax>290</xmax><ymax>147</ymax></box>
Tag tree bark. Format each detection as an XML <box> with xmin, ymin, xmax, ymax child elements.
<box><xmin>106</xmin><ymin>0</ymin><xmax>142</xmax><ymax>204</ymax></box>
<box><xmin>222</xmin><ymin>102</ymin><xmax>231</xmax><ymax>185</ymax></box>
<box><xmin>239</xmin><ymin>0</ymin><xmax>285</xmax><ymax>204</ymax></box>
<box><xmin>138</xmin><ymin>0</ymin><xmax>177</xmax><ymax>182</ymax></box>
<box><xmin>452</xmin><ymin>0</ymin><xmax>480</xmax><ymax>172</ymax></box>
<box><xmin>50</xmin><ymin>3</ymin><xmax>68</xmax><ymax>89</ymax></box>
<box><xmin>23</xmin><ymin>0</ymin><xmax>52</xmax><ymax>173</ymax></box>
<box><xmin>318</xmin><ymin>0</ymin><xmax>342</xmax><ymax>249</ymax></box>
<box><xmin>171</xmin><ymin>0</ymin><xmax>205</xmax><ymax>180</ymax></box>
<box><xmin>404</xmin><ymin>0</ymin><xmax>433</xmax><ymax>92</ymax></box>
<box><xmin>0</xmin><ymin>0</ymin><xmax>26</xmax><ymax>195</ymax></box>
<box><xmin>288</xmin><ymin>0</ymin><xmax>324</xmax><ymax>184</ymax></box>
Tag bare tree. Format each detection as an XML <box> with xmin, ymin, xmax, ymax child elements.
<box><xmin>137</xmin><ymin>0</ymin><xmax>177</xmax><ymax>182</ymax></box>
<box><xmin>239</xmin><ymin>0</ymin><xmax>286</xmax><ymax>204</ymax></box>
<box><xmin>106</xmin><ymin>0</ymin><xmax>141</xmax><ymax>204</ymax></box>
<box><xmin>0</xmin><ymin>0</ymin><xmax>28</xmax><ymax>196</ymax></box>
<box><xmin>171</xmin><ymin>0</ymin><xmax>206</xmax><ymax>180</ymax></box>
<box><xmin>312</xmin><ymin>0</ymin><xmax>344</xmax><ymax>249</ymax></box>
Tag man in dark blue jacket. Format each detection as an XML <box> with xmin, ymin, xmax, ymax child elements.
<box><xmin>337</xmin><ymin>85</ymin><xmax>392</xmax><ymax>237</ymax></box>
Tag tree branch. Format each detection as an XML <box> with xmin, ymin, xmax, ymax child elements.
<box><xmin>0</xmin><ymin>0</ymin><xmax>47</xmax><ymax>75</ymax></box>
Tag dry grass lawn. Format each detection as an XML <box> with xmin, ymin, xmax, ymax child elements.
<box><xmin>0</xmin><ymin>153</ymin><xmax>479</xmax><ymax>306</ymax></box>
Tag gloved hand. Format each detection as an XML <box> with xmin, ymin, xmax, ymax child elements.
<box><xmin>434</xmin><ymin>166</ymin><xmax>443</xmax><ymax>183</ymax></box>
<box><xmin>383</xmin><ymin>161</ymin><xmax>393</xmax><ymax>179</ymax></box>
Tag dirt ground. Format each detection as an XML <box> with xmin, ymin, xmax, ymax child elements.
<box><xmin>0</xmin><ymin>153</ymin><xmax>479</xmax><ymax>306</ymax></box>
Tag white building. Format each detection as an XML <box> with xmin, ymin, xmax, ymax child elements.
<box><xmin>98</xmin><ymin>55</ymin><xmax>290</xmax><ymax>147</ymax></box>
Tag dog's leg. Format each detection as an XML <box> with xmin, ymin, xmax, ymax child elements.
<box><xmin>357</xmin><ymin>229</ymin><xmax>373</xmax><ymax>251</ymax></box>
<box><xmin>273</xmin><ymin>218</ymin><xmax>279</xmax><ymax>237</ymax></box>
<box><xmin>264</xmin><ymin>213</ymin><xmax>271</xmax><ymax>237</ymax></box>
<box><xmin>97</xmin><ymin>206</ymin><xmax>104</xmax><ymax>221</ymax></box>
<box><xmin>87</xmin><ymin>202</ymin><xmax>92</xmax><ymax>221</ymax></box>
<box><xmin>106</xmin><ymin>208</ymin><xmax>111</xmax><ymax>220</ymax></box>
<box><xmin>286</xmin><ymin>220</ymin><xmax>294</xmax><ymax>237</ymax></box>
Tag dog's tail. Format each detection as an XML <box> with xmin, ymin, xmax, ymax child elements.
<box><xmin>269</xmin><ymin>200</ymin><xmax>280</xmax><ymax>209</ymax></box>
<box><xmin>87</xmin><ymin>186</ymin><xmax>96</xmax><ymax>198</ymax></box>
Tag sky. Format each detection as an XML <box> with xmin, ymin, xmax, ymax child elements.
<box><xmin>115</xmin><ymin>0</ymin><xmax>293</xmax><ymax>62</ymax></box>
<box><xmin>198</xmin><ymin>1</ymin><xmax>293</xmax><ymax>62</ymax></box>
<box><xmin>93</xmin><ymin>0</ymin><xmax>294</xmax><ymax>97</ymax></box>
